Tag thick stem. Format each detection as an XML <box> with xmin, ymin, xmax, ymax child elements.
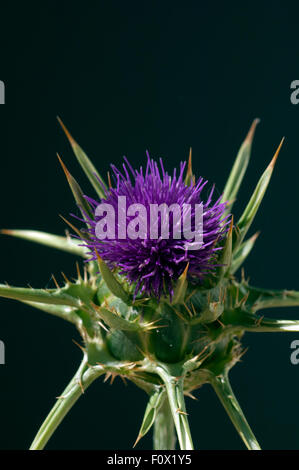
<box><xmin>30</xmin><ymin>358</ymin><xmax>103</xmax><ymax>450</ymax></box>
<box><xmin>210</xmin><ymin>372</ymin><xmax>261</xmax><ymax>450</ymax></box>
<box><xmin>153</xmin><ymin>396</ymin><xmax>176</xmax><ymax>450</ymax></box>
<box><xmin>155</xmin><ymin>366</ymin><xmax>194</xmax><ymax>450</ymax></box>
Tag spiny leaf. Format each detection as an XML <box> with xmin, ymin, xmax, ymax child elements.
<box><xmin>59</xmin><ymin>215</ymin><xmax>88</xmax><ymax>241</ymax></box>
<box><xmin>0</xmin><ymin>284</ymin><xmax>81</xmax><ymax>307</ymax></box>
<box><xmin>95</xmin><ymin>250</ymin><xmax>131</xmax><ymax>305</ymax></box>
<box><xmin>0</xmin><ymin>229</ymin><xmax>86</xmax><ymax>257</ymax></box>
<box><xmin>192</xmin><ymin>301</ymin><xmax>224</xmax><ymax>324</ymax></box>
<box><xmin>236</xmin><ymin>137</ymin><xmax>284</xmax><ymax>245</ymax></box>
<box><xmin>217</xmin><ymin>217</ymin><xmax>233</xmax><ymax>279</ymax></box>
<box><xmin>222</xmin><ymin>118</ymin><xmax>260</xmax><ymax>215</ymax></box>
<box><xmin>57</xmin><ymin>116</ymin><xmax>107</xmax><ymax>199</ymax></box>
<box><xmin>134</xmin><ymin>388</ymin><xmax>165</xmax><ymax>447</ymax></box>
<box><xmin>231</xmin><ymin>231</ymin><xmax>260</xmax><ymax>274</ymax></box>
<box><xmin>172</xmin><ymin>263</ymin><xmax>189</xmax><ymax>305</ymax></box>
<box><xmin>93</xmin><ymin>305</ymin><xmax>140</xmax><ymax>331</ymax></box>
<box><xmin>57</xmin><ymin>153</ymin><xmax>94</xmax><ymax>221</ymax></box>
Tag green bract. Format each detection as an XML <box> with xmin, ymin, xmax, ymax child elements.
<box><xmin>1</xmin><ymin>119</ymin><xmax>296</xmax><ymax>451</ymax></box>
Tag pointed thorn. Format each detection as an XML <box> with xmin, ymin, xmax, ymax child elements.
<box><xmin>83</xmin><ymin>265</ymin><xmax>88</xmax><ymax>283</ymax></box>
<box><xmin>237</xmin><ymin>346</ymin><xmax>249</xmax><ymax>361</ymax></box>
<box><xmin>183</xmin><ymin>302</ymin><xmax>194</xmax><ymax>318</ymax></box>
<box><xmin>245</xmin><ymin>118</ymin><xmax>260</xmax><ymax>143</ymax></box>
<box><xmin>133</xmin><ymin>434</ymin><xmax>142</xmax><ymax>448</ymax></box>
<box><xmin>96</xmin><ymin>320</ymin><xmax>109</xmax><ymax>332</ymax></box>
<box><xmin>61</xmin><ymin>271</ymin><xmax>71</xmax><ymax>284</ymax></box>
<box><xmin>94</xmin><ymin>248</ymin><xmax>102</xmax><ymax>263</ymax></box>
<box><xmin>72</xmin><ymin>339</ymin><xmax>86</xmax><ymax>353</ymax></box>
<box><xmin>188</xmin><ymin>146</ymin><xmax>192</xmax><ymax>162</ymax></box>
<box><xmin>120</xmin><ymin>375</ymin><xmax>128</xmax><ymax>386</ymax></box>
<box><xmin>251</xmin><ymin>230</ymin><xmax>261</xmax><ymax>242</ymax></box>
<box><xmin>107</xmin><ymin>171</ymin><xmax>112</xmax><ymax>189</ymax></box>
<box><xmin>104</xmin><ymin>372</ymin><xmax>112</xmax><ymax>383</ymax></box>
<box><xmin>0</xmin><ymin>229</ymin><xmax>13</xmax><ymax>235</ymax></box>
<box><xmin>59</xmin><ymin>214</ymin><xmax>84</xmax><ymax>239</ymax></box>
<box><xmin>181</xmin><ymin>262</ymin><xmax>189</xmax><ymax>280</ymax></box>
<box><xmin>75</xmin><ymin>261</ymin><xmax>82</xmax><ymax>280</ymax></box>
<box><xmin>185</xmin><ymin>391</ymin><xmax>198</xmax><ymax>401</ymax></box>
<box><xmin>176</xmin><ymin>408</ymin><xmax>188</xmax><ymax>416</ymax></box>
<box><xmin>56</xmin><ymin>153</ymin><xmax>71</xmax><ymax>181</ymax></box>
<box><xmin>268</xmin><ymin>137</ymin><xmax>285</xmax><ymax>170</ymax></box>
<box><xmin>52</xmin><ymin>274</ymin><xmax>60</xmax><ymax>289</ymax></box>
<box><xmin>57</xmin><ymin>116</ymin><xmax>76</xmax><ymax>147</ymax></box>
<box><xmin>195</xmin><ymin>344</ymin><xmax>209</xmax><ymax>360</ymax></box>
<box><xmin>189</xmin><ymin>302</ymin><xmax>196</xmax><ymax>317</ymax></box>
<box><xmin>110</xmin><ymin>373</ymin><xmax>117</xmax><ymax>385</ymax></box>
<box><xmin>187</xmin><ymin>147</ymin><xmax>192</xmax><ymax>172</ymax></box>
<box><xmin>185</xmin><ymin>148</ymin><xmax>194</xmax><ymax>186</ymax></box>
<box><xmin>75</xmin><ymin>376</ymin><xmax>85</xmax><ymax>394</ymax></box>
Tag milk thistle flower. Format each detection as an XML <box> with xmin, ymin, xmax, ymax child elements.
<box><xmin>1</xmin><ymin>117</ymin><xmax>299</xmax><ymax>451</ymax></box>
<box><xmin>81</xmin><ymin>154</ymin><xmax>229</xmax><ymax>299</ymax></box>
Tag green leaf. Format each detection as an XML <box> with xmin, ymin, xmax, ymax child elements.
<box><xmin>0</xmin><ymin>229</ymin><xmax>86</xmax><ymax>257</ymax></box>
<box><xmin>93</xmin><ymin>305</ymin><xmax>140</xmax><ymax>331</ymax></box>
<box><xmin>57</xmin><ymin>117</ymin><xmax>107</xmax><ymax>199</ymax></box>
<box><xmin>189</xmin><ymin>284</ymin><xmax>225</xmax><ymax>325</ymax></box>
<box><xmin>153</xmin><ymin>394</ymin><xmax>176</xmax><ymax>450</ymax></box>
<box><xmin>95</xmin><ymin>252</ymin><xmax>131</xmax><ymax>305</ymax></box>
<box><xmin>192</xmin><ymin>301</ymin><xmax>224</xmax><ymax>324</ymax></box>
<box><xmin>217</xmin><ymin>217</ymin><xmax>233</xmax><ymax>279</ymax></box>
<box><xmin>172</xmin><ymin>264</ymin><xmax>189</xmax><ymax>305</ymax></box>
<box><xmin>57</xmin><ymin>153</ymin><xmax>94</xmax><ymax>221</ymax></box>
<box><xmin>0</xmin><ymin>284</ymin><xmax>81</xmax><ymax>308</ymax></box>
<box><xmin>222</xmin><ymin>119</ymin><xmax>260</xmax><ymax>214</ymax></box>
<box><xmin>134</xmin><ymin>388</ymin><xmax>165</xmax><ymax>447</ymax></box>
<box><xmin>236</xmin><ymin>138</ymin><xmax>284</xmax><ymax>245</ymax></box>
<box><xmin>230</xmin><ymin>231</ymin><xmax>260</xmax><ymax>274</ymax></box>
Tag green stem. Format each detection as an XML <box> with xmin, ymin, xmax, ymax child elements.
<box><xmin>156</xmin><ymin>366</ymin><xmax>194</xmax><ymax>450</ymax></box>
<box><xmin>210</xmin><ymin>372</ymin><xmax>261</xmax><ymax>450</ymax></box>
<box><xmin>153</xmin><ymin>396</ymin><xmax>176</xmax><ymax>450</ymax></box>
<box><xmin>30</xmin><ymin>358</ymin><xmax>103</xmax><ymax>450</ymax></box>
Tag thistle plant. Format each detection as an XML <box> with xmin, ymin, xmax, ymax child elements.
<box><xmin>1</xmin><ymin>117</ymin><xmax>298</xmax><ymax>451</ymax></box>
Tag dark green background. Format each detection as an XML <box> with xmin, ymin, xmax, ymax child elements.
<box><xmin>0</xmin><ymin>2</ymin><xmax>299</xmax><ymax>450</ymax></box>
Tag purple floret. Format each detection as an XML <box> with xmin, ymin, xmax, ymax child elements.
<box><xmin>80</xmin><ymin>153</ymin><xmax>229</xmax><ymax>299</ymax></box>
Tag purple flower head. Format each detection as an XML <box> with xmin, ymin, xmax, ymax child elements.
<box><xmin>81</xmin><ymin>153</ymin><xmax>229</xmax><ymax>299</ymax></box>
